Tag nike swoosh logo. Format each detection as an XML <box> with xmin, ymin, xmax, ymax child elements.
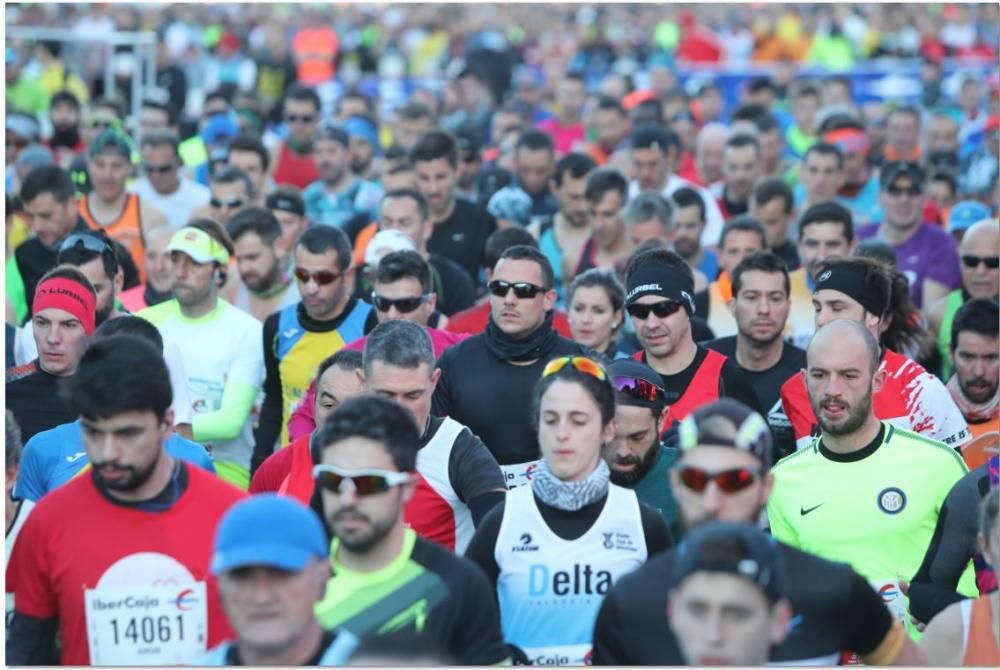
<box><xmin>800</xmin><ymin>503</ymin><xmax>824</xmax><ymax>516</ymax></box>
<box><xmin>66</xmin><ymin>452</ymin><xmax>87</xmax><ymax>463</ymax></box>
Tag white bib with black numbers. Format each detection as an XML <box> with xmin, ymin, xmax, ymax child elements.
<box><xmin>494</xmin><ymin>483</ymin><xmax>647</xmax><ymax>666</ymax></box>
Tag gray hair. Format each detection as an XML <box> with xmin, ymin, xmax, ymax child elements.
<box><xmin>362</xmin><ymin>320</ymin><xmax>436</xmax><ymax>379</ymax></box>
<box><xmin>622</xmin><ymin>192</ymin><xmax>674</xmax><ymax>232</ymax></box>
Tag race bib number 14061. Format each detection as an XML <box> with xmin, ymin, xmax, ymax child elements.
<box><xmin>85</xmin><ymin>582</ymin><xmax>208</xmax><ymax>665</ymax></box>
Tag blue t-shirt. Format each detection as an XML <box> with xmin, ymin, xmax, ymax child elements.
<box><xmin>14</xmin><ymin>420</ymin><xmax>217</xmax><ymax>502</ymax></box>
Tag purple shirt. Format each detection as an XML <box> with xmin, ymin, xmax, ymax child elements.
<box><xmin>857</xmin><ymin>222</ymin><xmax>961</xmax><ymax>308</ymax></box>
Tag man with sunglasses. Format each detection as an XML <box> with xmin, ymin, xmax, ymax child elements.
<box><xmin>856</xmin><ymin>162</ymin><xmax>961</xmax><ymax>309</ymax></box>
<box><xmin>7</xmin><ymin>165</ymin><xmax>90</xmax><ymax>325</ymax></box>
<box><xmin>205</xmin><ymin>166</ymin><xmax>254</xmax><ymax>226</ymax></box>
<box><xmin>254</xmin><ymin>226</ymin><xmax>371</xmax><ymax>471</ymax></box>
<box><xmin>130</xmin><ymin>131</ymin><xmax>210</xmax><ymax>230</ymax></box>
<box><xmin>270</xmin><ymin>84</ymin><xmax>321</xmax><ymax>190</ymax></box>
<box><xmin>311</xmin><ymin>396</ymin><xmax>510</xmax><ymax>665</ymax></box>
<box><xmin>79</xmin><ymin>129</ymin><xmax>169</xmax><ymax>284</ymax></box>
<box><xmin>140</xmin><ymin>221</ymin><xmax>264</xmax><ymax>489</ymax></box>
<box><xmin>779</xmin><ymin>256</ymin><xmax>970</xmax><ymax>453</ymax></box>
<box><xmin>593</xmin><ymin>399</ymin><xmax>925</xmax><ymax>666</ymax></box>
<box><xmin>433</xmin><ymin>245</ymin><xmax>585</xmax><ymax>489</ymax></box>
<box><xmin>375</xmin><ymin>189</ymin><xmax>476</xmax><ymax>317</ymax></box>
<box><xmin>769</xmin><ymin>319</ymin><xmax>978</xmax><ymax>639</ymax></box>
<box><xmin>926</xmin><ymin>219</ymin><xmax>999</xmax><ymax>380</ymax></box>
<box><xmin>605</xmin><ymin>358</ymin><xmax>683</xmax><ymax>539</ymax></box>
<box><xmin>303</xmin><ymin>124</ymin><xmax>382</xmax><ymax>230</ymax></box>
<box><xmin>624</xmin><ymin>247</ymin><xmax>761</xmax><ymax>434</ymax></box>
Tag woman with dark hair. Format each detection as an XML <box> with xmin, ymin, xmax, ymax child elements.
<box><xmin>567</xmin><ymin>269</ymin><xmax>625</xmax><ymax>357</ymax></box>
<box><xmin>465</xmin><ymin>356</ymin><xmax>670</xmax><ymax>665</ymax></box>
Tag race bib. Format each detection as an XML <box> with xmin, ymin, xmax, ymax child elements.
<box><xmin>870</xmin><ymin>579</ymin><xmax>908</xmax><ymax>628</ymax></box>
<box><xmin>85</xmin><ymin>582</ymin><xmax>208</xmax><ymax>665</ymax></box>
<box><xmin>500</xmin><ymin>460</ymin><xmax>541</xmax><ymax>490</ymax></box>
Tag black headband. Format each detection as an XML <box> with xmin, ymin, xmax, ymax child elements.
<box><xmin>814</xmin><ymin>265</ymin><xmax>887</xmax><ymax>317</ymax></box>
<box><xmin>625</xmin><ymin>262</ymin><xmax>696</xmax><ymax>315</ymax></box>
<box><xmin>265</xmin><ymin>193</ymin><xmax>305</xmax><ymax>217</ymax></box>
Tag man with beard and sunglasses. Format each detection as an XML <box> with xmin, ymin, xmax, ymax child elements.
<box><xmin>768</xmin><ymin>320</ymin><xmax>978</xmax><ymax>639</ymax></box>
<box><xmin>432</xmin><ymin>245</ymin><xmax>585</xmax><ymax>489</ymax></box>
<box><xmin>603</xmin><ymin>358</ymin><xmax>682</xmax><ymax>540</ymax></box>
<box><xmin>253</xmin><ymin>226</ymin><xmax>371</xmax><ymax>471</ymax></box>
<box><xmin>624</xmin><ymin>248</ymin><xmax>761</xmax><ymax>438</ymax></box>
<box><xmin>310</xmin><ymin>396</ymin><xmax>509</xmax><ymax>664</ymax></box>
<box><xmin>5</xmin><ymin>335</ymin><xmax>245</xmax><ymax>665</ymax></box>
<box><xmin>592</xmin><ymin>399</ymin><xmax>925</xmax><ymax>666</ymax></box>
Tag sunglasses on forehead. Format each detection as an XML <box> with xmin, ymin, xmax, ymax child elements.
<box><xmin>961</xmin><ymin>255</ymin><xmax>1000</xmax><ymax>269</ymax></box>
<box><xmin>626</xmin><ymin>300</ymin><xmax>683</xmax><ymax>320</ymax></box>
<box><xmin>372</xmin><ymin>292</ymin><xmax>430</xmax><ymax>313</ymax></box>
<box><xmin>542</xmin><ymin>356</ymin><xmax>607</xmax><ymax>381</ymax></box>
<box><xmin>312</xmin><ymin>465</ymin><xmax>409</xmax><ymax>497</ymax></box>
<box><xmin>294</xmin><ymin>268</ymin><xmax>341</xmax><ymax>286</ymax></box>
<box><xmin>612</xmin><ymin>375</ymin><xmax>665</xmax><ymax>403</ymax></box>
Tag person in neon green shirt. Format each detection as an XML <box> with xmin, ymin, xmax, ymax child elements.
<box><xmin>768</xmin><ymin>320</ymin><xmax>976</xmax><ymax>639</ymax></box>
<box><xmin>139</xmin><ymin>222</ymin><xmax>264</xmax><ymax>489</ymax></box>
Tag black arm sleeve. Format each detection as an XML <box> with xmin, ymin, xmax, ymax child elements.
<box><xmin>719</xmin><ymin>358</ymin><xmax>763</xmax><ymax>415</ymax></box>
<box><xmin>430</xmin><ymin>349</ymin><xmax>455</xmax><ymax>419</ymax></box>
<box><xmin>5</xmin><ymin>612</ymin><xmax>59</xmax><ymax>665</ymax></box>
<box><xmin>447</xmin><ymin>429</ymin><xmax>506</xmax><ymax>526</ymax></box>
<box><xmin>639</xmin><ymin>501</ymin><xmax>673</xmax><ymax>555</ymax></box>
<box><xmin>463</xmin><ymin>501</ymin><xmax>505</xmax><ymax>589</ymax></box>
<box><xmin>252</xmin><ymin>313</ymin><xmax>283</xmax><ymax>474</ymax></box>
<box><xmin>908</xmin><ymin>465</ymin><xmax>985</xmax><ymax>623</ymax></box>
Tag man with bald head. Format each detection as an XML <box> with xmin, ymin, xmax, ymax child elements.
<box><xmin>778</xmin><ymin>256</ymin><xmax>970</xmax><ymax>452</ymax></box>
<box><xmin>926</xmin><ymin>219</ymin><xmax>1000</xmax><ymax>379</ymax></box>
<box><xmin>695</xmin><ymin>123</ymin><xmax>729</xmax><ymax>187</ymax></box>
<box><xmin>769</xmin><ymin>319</ymin><xmax>977</xmax><ymax>638</ymax></box>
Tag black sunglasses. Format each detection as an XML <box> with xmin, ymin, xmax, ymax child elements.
<box><xmin>961</xmin><ymin>255</ymin><xmax>1000</xmax><ymax>269</ymax></box>
<box><xmin>285</xmin><ymin>114</ymin><xmax>316</xmax><ymax>124</ymax></box>
<box><xmin>488</xmin><ymin>280</ymin><xmax>546</xmax><ymax>299</ymax></box>
<box><xmin>626</xmin><ymin>300</ymin><xmax>683</xmax><ymax>320</ymax></box>
<box><xmin>210</xmin><ymin>196</ymin><xmax>247</xmax><ymax>209</ymax></box>
<box><xmin>294</xmin><ymin>268</ymin><xmax>341</xmax><ymax>286</ymax></box>
<box><xmin>143</xmin><ymin>162</ymin><xmax>175</xmax><ymax>174</ymax></box>
<box><xmin>886</xmin><ymin>185</ymin><xmax>921</xmax><ymax>198</ymax></box>
<box><xmin>372</xmin><ymin>292</ymin><xmax>430</xmax><ymax>313</ymax></box>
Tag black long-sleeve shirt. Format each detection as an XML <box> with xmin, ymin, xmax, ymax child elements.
<box><xmin>431</xmin><ymin>333</ymin><xmax>584</xmax><ymax>467</ymax></box>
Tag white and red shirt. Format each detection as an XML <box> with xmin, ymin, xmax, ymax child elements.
<box><xmin>780</xmin><ymin>348</ymin><xmax>971</xmax><ymax>452</ymax></box>
<box><xmin>7</xmin><ymin>464</ymin><xmax>245</xmax><ymax>665</ymax></box>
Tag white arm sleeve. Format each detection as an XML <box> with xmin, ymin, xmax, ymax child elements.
<box><xmin>163</xmin><ymin>338</ymin><xmax>193</xmax><ymax>427</ymax></box>
<box><xmin>15</xmin><ymin>320</ymin><xmax>37</xmax><ymax>365</ymax></box>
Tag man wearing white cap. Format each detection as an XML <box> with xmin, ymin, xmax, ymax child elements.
<box><xmin>196</xmin><ymin>495</ymin><xmax>359</xmax><ymax>666</ymax></box>
<box><xmin>139</xmin><ymin>220</ymin><xmax>264</xmax><ymax>490</ymax></box>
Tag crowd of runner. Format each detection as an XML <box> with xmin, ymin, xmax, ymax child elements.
<box><xmin>4</xmin><ymin>2</ymin><xmax>1000</xmax><ymax>666</ymax></box>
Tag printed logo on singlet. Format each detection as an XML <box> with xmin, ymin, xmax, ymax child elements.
<box><xmin>528</xmin><ymin>564</ymin><xmax>612</xmax><ymax>600</ymax></box>
<box><xmin>601</xmin><ymin>532</ymin><xmax>638</xmax><ymax>552</ymax></box>
<box><xmin>513</xmin><ymin>533</ymin><xmax>539</xmax><ymax>552</ymax></box>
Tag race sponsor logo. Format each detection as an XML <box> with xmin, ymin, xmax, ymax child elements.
<box><xmin>529</xmin><ymin>564</ymin><xmax>612</xmax><ymax>597</ymax></box>
<box><xmin>513</xmin><ymin>533</ymin><xmax>540</xmax><ymax>552</ymax></box>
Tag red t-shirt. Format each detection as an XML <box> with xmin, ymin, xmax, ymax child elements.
<box><xmin>8</xmin><ymin>465</ymin><xmax>246</xmax><ymax>665</ymax></box>
<box><xmin>249</xmin><ymin>434</ymin><xmax>306</xmax><ymax>495</ymax></box>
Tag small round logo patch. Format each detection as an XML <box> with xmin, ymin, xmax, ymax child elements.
<box><xmin>817</xmin><ymin>270</ymin><xmax>832</xmax><ymax>282</ymax></box>
<box><xmin>877</xmin><ymin>487</ymin><xmax>906</xmax><ymax>515</ymax></box>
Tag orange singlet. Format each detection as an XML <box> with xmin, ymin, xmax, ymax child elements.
<box><xmin>963</xmin><ymin>595</ymin><xmax>1000</xmax><ymax>666</ymax></box>
<box><xmin>78</xmin><ymin>193</ymin><xmax>146</xmax><ymax>282</ymax></box>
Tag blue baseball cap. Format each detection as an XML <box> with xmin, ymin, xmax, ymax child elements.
<box><xmin>211</xmin><ymin>495</ymin><xmax>329</xmax><ymax>575</ymax></box>
<box><xmin>201</xmin><ymin>113</ymin><xmax>239</xmax><ymax>146</ymax></box>
<box><xmin>344</xmin><ymin>115</ymin><xmax>381</xmax><ymax>156</ymax></box>
<box><xmin>948</xmin><ymin>200</ymin><xmax>992</xmax><ymax>233</ymax></box>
